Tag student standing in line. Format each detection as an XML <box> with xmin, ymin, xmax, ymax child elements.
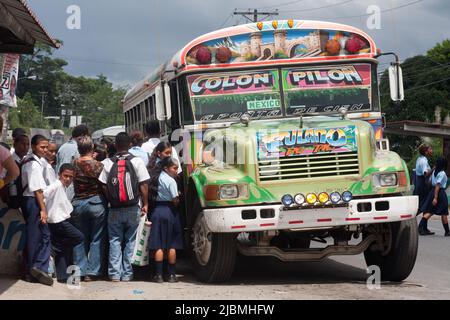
<box><xmin>44</xmin><ymin>164</ymin><xmax>84</xmax><ymax>283</ymax></box>
<box><xmin>419</xmin><ymin>157</ymin><xmax>450</xmax><ymax>236</ymax></box>
<box><xmin>71</xmin><ymin>136</ymin><xmax>107</xmax><ymax>282</ymax></box>
<box><xmin>21</xmin><ymin>135</ymin><xmax>53</xmax><ymax>286</ymax></box>
<box><xmin>148</xmin><ymin>157</ymin><xmax>183</xmax><ymax>283</ymax></box>
<box><xmin>414</xmin><ymin>144</ymin><xmax>433</xmax><ymax>209</ymax></box>
<box><xmin>99</xmin><ymin>132</ymin><xmax>149</xmax><ymax>282</ymax></box>
<box><xmin>129</xmin><ymin>131</ymin><xmax>149</xmax><ymax>166</ymax></box>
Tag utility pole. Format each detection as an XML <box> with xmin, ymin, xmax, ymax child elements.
<box><xmin>39</xmin><ymin>91</ymin><xmax>47</xmax><ymax>124</ymax></box>
<box><xmin>233</xmin><ymin>8</ymin><xmax>279</xmax><ymax>23</ymax></box>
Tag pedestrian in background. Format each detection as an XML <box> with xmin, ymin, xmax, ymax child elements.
<box><xmin>129</xmin><ymin>130</ymin><xmax>149</xmax><ymax>166</ymax></box>
<box><xmin>21</xmin><ymin>135</ymin><xmax>53</xmax><ymax>286</ymax></box>
<box><xmin>44</xmin><ymin>164</ymin><xmax>84</xmax><ymax>283</ymax></box>
<box><xmin>56</xmin><ymin>124</ymin><xmax>89</xmax><ymax>200</ymax></box>
<box><xmin>414</xmin><ymin>144</ymin><xmax>433</xmax><ymax>211</ymax></box>
<box><xmin>148</xmin><ymin>157</ymin><xmax>182</xmax><ymax>283</ymax></box>
<box><xmin>99</xmin><ymin>132</ymin><xmax>149</xmax><ymax>282</ymax></box>
<box><xmin>71</xmin><ymin>136</ymin><xmax>107</xmax><ymax>282</ymax></box>
<box><xmin>142</xmin><ymin>120</ymin><xmax>181</xmax><ymax>174</ymax></box>
<box><xmin>419</xmin><ymin>157</ymin><xmax>450</xmax><ymax>236</ymax></box>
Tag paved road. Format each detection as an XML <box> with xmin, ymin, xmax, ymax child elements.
<box><xmin>1</xmin><ymin>218</ymin><xmax>449</xmax><ymax>300</ymax></box>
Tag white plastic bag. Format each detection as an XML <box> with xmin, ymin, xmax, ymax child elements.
<box><xmin>132</xmin><ymin>215</ymin><xmax>151</xmax><ymax>266</ymax></box>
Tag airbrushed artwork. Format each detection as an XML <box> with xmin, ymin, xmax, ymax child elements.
<box><xmin>186</xmin><ymin>20</ymin><xmax>371</xmax><ymax>66</ymax></box>
<box><xmin>257</xmin><ymin>126</ymin><xmax>358</xmax><ymax>159</ymax></box>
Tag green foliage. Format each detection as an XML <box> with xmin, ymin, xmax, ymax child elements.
<box><xmin>12</xmin><ymin>43</ymin><xmax>126</xmax><ymax>132</ymax></box>
<box><xmin>380</xmin><ymin>39</ymin><xmax>450</xmax><ymax>163</ymax></box>
<box><xmin>9</xmin><ymin>93</ymin><xmax>49</xmax><ymax>132</ymax></box>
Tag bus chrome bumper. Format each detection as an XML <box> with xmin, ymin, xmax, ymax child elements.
<box><xmin>201</xmin><ymin>195</ymin><xmax>418</xmax><ymax>233</ymax></box>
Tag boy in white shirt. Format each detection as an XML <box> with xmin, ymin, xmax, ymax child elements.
<box><xmin>21</xmin><ymin>135</ymin><xmax>53</xmax><ymax>286</ymax></box>
<box><xmin>44</xmin><ymin>163</ymin><xmax>84</xmax><ymax>283</ymax></box>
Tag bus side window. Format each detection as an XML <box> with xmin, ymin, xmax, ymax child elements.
<box><xmin>179</xmin><ymin>78</ymin><xmax>194</xmax><ymax>125</ymax></box>
<box><xmin>169</xmin><ymin>80</ymin><xmax>181</xmax><ymax>131</ymax></box>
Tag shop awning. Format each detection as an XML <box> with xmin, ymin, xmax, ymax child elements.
<box><xmin>0</xmin><ymin>0</ymin><xmax>58</xmax><ymax>54</ymax></box>
<box><xmin>385</xmin><ymin>120</ymin><xmax>450</xmax><ymax>138</ymax></box>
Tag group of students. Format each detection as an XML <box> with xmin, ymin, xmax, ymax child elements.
<box><xmin>3</xmin><ymin>120</ymin><xmax>184</xmax><ymax>286</ymax></box>
<box><xmin>414</xmin><ymin>144</ymin><xmax>450</xmax><ymax>236</ymax></box>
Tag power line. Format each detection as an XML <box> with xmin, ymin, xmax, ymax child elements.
<box><xmin>279</xmin><ymin>0</ymin><xmax>353</xmax><ymax>13</ymax></box>
<box><xmin>380</xmin><ymin>75</ymin><xmax>450</xmax><ymax>97</ymax></box>
<box><xmin>233</xmin><ymin>8</ymin><xmax>279</xmax><ymax>23</ymax></box>
<box><xmin>287</xmin><ymin>0</ymin><xmax>424</xmax><ymax>20</ymax></box>
<box><xmin>259</xmin><ymin>0</ymin><xmax>306</xmax><ymax>10</ymax></box>
<box><xmin>218</xmin><ymin>13</ymin><xmax>234</xmax><ymax>29</ymax></box>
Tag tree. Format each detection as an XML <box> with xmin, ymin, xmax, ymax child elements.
<box><xmin>380</xmin><ymin>39</ymin><xmax>450</xmax><ymax>163</ymax></box>
<box><xmin>9</xmin><ymin>93</ymin><xmax>49</xmax><ymax>132</ymax></box>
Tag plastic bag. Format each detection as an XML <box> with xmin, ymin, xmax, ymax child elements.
<box><xmin>132</xmin><ymin>215</ymin><xmax>151</xmax><ymax>266</ymax></box>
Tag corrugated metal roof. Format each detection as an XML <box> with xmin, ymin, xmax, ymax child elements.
<box><xmin>0</xmin><ymin>0</ymin><xmax>58</xmax><ymax>48</ymax></box>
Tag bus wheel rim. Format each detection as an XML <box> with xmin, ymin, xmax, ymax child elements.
<box><xmin>192</xmin><ymin>213</ymin><xmax>212</xmax><ymax>266</ymax></box>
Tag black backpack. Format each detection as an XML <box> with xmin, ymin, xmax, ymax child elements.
<box><xmin>106</xmin><ymin>153</ymin><xmax>140</xmax><ymax>208</ymax></box>
<box><xmin>6</xmin><ymin>157</ymin><xmax>36</xmax><ymax>209</ymax></box>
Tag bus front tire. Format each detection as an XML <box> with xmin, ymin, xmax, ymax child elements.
<box><xmin>363</xmin><ymin>219</ymin><xmax>418</xmax><ymax>282</ymax></box>
<box><xmin>191</xmin><ymin>211</ymin><xmax>237</xmax><ymax>283</ymax></box>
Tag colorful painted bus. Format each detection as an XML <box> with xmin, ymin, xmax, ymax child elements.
<box><xmin>123</xmin><ymin>20</ymin><xmax>417</xmax><ymax>283</ymax></box>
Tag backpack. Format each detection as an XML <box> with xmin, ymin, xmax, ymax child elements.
<box><xmin>106</xmin><ymin>153</ymin><xmax>140</xmax><ymax>208</ymax></box>
<box><xmin>6</xmin><ymin>157</ymin><xmax>37</xmax><ymax>209</ymax></box>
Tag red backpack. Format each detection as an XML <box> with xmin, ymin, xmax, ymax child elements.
<box><xmin>106</xmin><ymin>153</ymin><xmax>140</xmax><ymax>208</ymax></box>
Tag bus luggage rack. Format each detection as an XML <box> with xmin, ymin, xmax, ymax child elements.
<box><xmin>258</xmin><ymin>151</ymin><xmax>360</xmax><ymax>182</ymax></box>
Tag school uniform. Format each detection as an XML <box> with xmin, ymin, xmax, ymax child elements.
<box><xmin>99</xmin><ymin>154</ymin><xmax>150</xmax><ymax>281</ymax></box>
<box><xmin>420</xmin><ymin>171</ymin><xmax>449</xmax><ymax>216</ymax></box>
<box><xmin>42</xmin><ymin>158</ymin><xmax>57</xmax><ymax>186</ymax></box>
<box><xmin>142</xmin><ymin>138</ymin><xmax>182</xmax><ymax>174</ymax></box>
<box><xmin>21</xmin><ymin>154</ymin><xmax>51</xmax><ymax>276</ymax></box>
<box><xmin>149</xmin><ymin>171</ymin><xmax>183</xmax><ymax>250</ymax></box>
<box><xmin>414</xmin><ymin>155</ymin><xmax>431</xmax><ymax>209</ymax></box>
<box><xmin>44</xmin><ymin>180</ymin><xmax>84</xmax><ymax>282</ymax></box>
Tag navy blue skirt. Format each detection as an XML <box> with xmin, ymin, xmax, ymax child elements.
<box><xmin>148</xmin><ymin>202</ymin><xmax>183</xmax><ymax>250</ymax></box>
<box><xmin>420</xmin><ymin>188</ymin><xmax>449</xmax><ymax>216</ymax></box>
<box><xmin>414</xmin><ymin>175</ymin><xmax>431</xmax><ymax>209</ymax></box>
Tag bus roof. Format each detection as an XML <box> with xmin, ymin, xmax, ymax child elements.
<box><xmin>124</xmin><ymin>20</ymin><xmax>377</xmax><ymax>104</ymax></box>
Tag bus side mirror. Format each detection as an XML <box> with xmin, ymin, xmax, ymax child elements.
<box><xmin>155</xmin><ymin>83</ymin><xmax>172</xmax><ymax>121</ymax></box>
<box><xmin>388</xmin><ymin>65</ymin><xmax>404</xmax><ymax>102</ymax></box>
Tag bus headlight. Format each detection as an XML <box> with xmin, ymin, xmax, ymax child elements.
<box><xmin>342</xmin><ymin>191</ymin><xmax>353</xmax><ymax>203</ymax></box>
<box><xmin>306</xmin><ymin>193</ymin><xmax>317</xmax><ymax>205</ymax></box>
<box><xmin>373</xmin><ymin>173</ymin><xmax>398</xmax><ymax>187</ymax></box>
<box><xmin>294</xmin><ymin>193</ymin><xmax>305</xmax><ymax>205</ymax></box>
<box><xmin>330</xmin><ymin>192</ymin><xmax>341</xmax><ymax>204</ymax></box>
<box><xmin>318</xmin><ymin>192</ymin><xmax>329</xmax><ymax>204</ymax></box>
<box><xmin>282</xmin><ymin>194</ymin><xmax>294</xmax><ymax>207</ymax></box>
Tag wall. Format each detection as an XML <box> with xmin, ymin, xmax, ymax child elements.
<box><xmin>0</xmin><ymin>203</ymin><xmax>26</xmax><ymax>275</ymax></box>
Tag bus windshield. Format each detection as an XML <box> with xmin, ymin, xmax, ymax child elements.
<box><xmin>186</xmin><ymin>63</ymin><xmax>373</xmax><ymax>123</ymax></box>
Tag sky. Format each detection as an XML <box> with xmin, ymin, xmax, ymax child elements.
<box><xmin>27</xmin><ymin>0</ymin><xmax>450</xmax><ymax>88</ymax></box>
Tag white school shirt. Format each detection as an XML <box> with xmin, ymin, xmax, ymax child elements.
<box><xmin>22</xmin><ymin>154</ymin><xmax>47</xmax><ymax>197</ymax></box>
<box><xmin>42</xmin><ymin>158</ymin><xmax>57</xmax><ymax>186</ymax></box>
<box><xmin>99</xmin><ymin>155</ymin><xmax>150</xmax><ymax>185</ymax></box>
<box><xmin>43</xmin><ymin>180</ymin><xmax>73</xmax><ymax>224</ymax></box>
<box><xmin>142</xmin><ymin>138</ymin><xmax>182</xmax><ymax>174</ymax></box>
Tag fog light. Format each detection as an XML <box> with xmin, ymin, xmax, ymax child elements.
<box><xmin>294</xmin><ymin>194</ymin><xmax>305</xmax><ymax>205</ymax></box>
<box><xmin>282</xmin><ymin>194</ymin><xmax>294</xmax><ymax>207</ymax></box>
<box><xmin>306</xmin><ymin>193</ymin><xmax>317</xmax><ymax>204</ymax></box>
<box><xmin>318</xmin><ymin>192</ymin><xmax>329</xmax><ymax>204</ymax></box>
<box><xmin>330</xmin><ymin>192</ymin><xmax>341</xmax><ymax>204</ymax></box>
<box><xmin>342</xmin><ymin>191</ymin><xmax>353</xmax><ymax>202</ymax></box>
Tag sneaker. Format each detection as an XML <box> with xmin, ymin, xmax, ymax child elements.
<box><xmin>167</xmin><ymin>274</ymin><xmax>178</xmax><ymax>283</ymax></box>
<box><xmin>30</xmin><ymin>267</ymin><xmax>54</xmax><ymax>286</ymax></box>
<box><xmin>152</xmin><ymin>274</ymin><xmax>164</xmax><ymax>283</ymax></box>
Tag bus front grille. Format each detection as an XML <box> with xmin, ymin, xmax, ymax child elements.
<box><xmin>258</xmin><ymin>151</ymin><xmax>360</xmax><ymax>182</ymax></box>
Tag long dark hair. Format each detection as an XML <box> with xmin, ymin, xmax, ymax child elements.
<box><xmin>148</xmin><ymin>141</ymin><xmax>172</xmax><ymax>170</ymax></box>
<box><xmin>148</xmin><ymin>157</ymin><xmax>179</xmax><ymax>209</ymax></box>
<box><xmin>434</xmin><ymin>157</ymin><xmax>448</xmax><ymax>177</ymax></box>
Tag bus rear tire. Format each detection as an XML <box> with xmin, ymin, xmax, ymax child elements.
<box><xmin>191</xmin><ymin>211</ymin><xmax>237</xmax><ymax>283</ymax></box>
<box><xmin>363</xmin><ymin>219</ymin><xmax>418</xmax><ymax>282</ymax></box>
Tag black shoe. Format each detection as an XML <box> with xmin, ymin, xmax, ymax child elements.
<box><xmin>419</xmin><ymin>229</ymin><xmax>435</xmax><ymax>236</ymax></box>
<box><xmin>445</xmin><ymin>231</ymin><xmax>450</xmax><ymax>237</ymax></box>
<box><xmin>152</xmin><ymin>274</ymin><xmax>164</xmax><ymax>283</ymax></box>
<box><xmin>167</xmin><ymin>274</ymin><xmax>178</xmax><ymax>283</ymax></box>
<box><xmin>30</xmin><ymin>267</ymin><xmax>54</xmax><ymax>286</ymax></box>
<box><xmin>23</xmin><ymin>274</ymin><xmax>37</xmax><ymax>283</ymax></box>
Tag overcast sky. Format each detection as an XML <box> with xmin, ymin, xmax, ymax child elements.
<box><xmin>27</xmin><ymin>0</ymin><xmax>449</xmax><ymax>88</ymax></box>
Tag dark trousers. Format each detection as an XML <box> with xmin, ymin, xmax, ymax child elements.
<box><xmin>49</xmin><ymin>219</ymin><xmax>84</xmax><ymax>281</ymax></box>
<box><xmin>21</xmin><ymin>197</ymin><xmax>51</xmax><ymax>275</ymax></box>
